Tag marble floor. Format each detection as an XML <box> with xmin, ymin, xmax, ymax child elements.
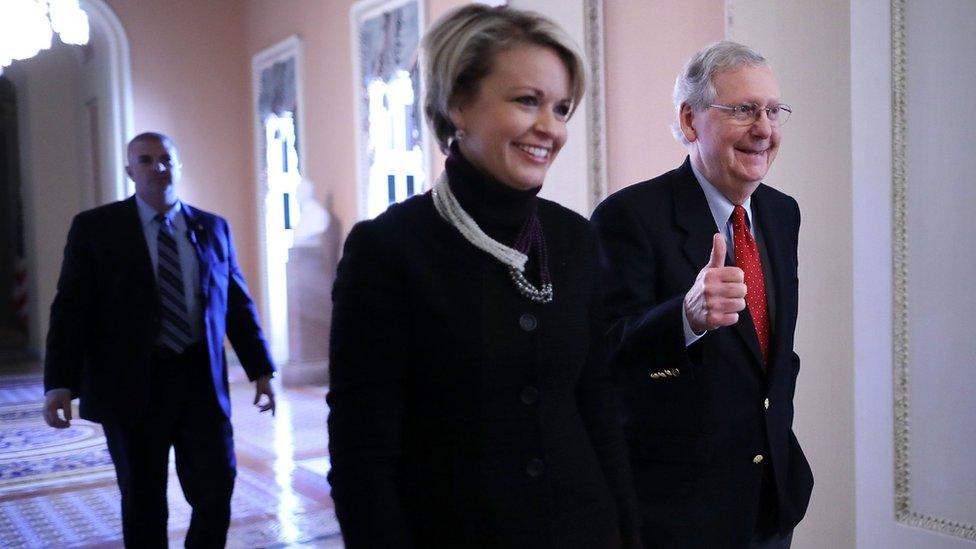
<box><xmin>0</xmin><ymin>365</ymin><xmax>342</xmax><ymax>548</ymax></box>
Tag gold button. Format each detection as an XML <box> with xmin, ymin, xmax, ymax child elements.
<box><xmin>763</xmin><ymin>398</ymin><xmax>770</xmax><ymax>410</ymax></box>
<box><xmin>753</xmin><ymin>454</ymin><xmax>764</xmax><ymax>464</ymax></box>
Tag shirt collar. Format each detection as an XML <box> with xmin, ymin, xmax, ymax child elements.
<box><xmin>135</xmin><ymin>195</ymin><xmax>183</xmax><ymax>228</ymax></box>
<box><xmin>689</xmin><ymin>159</ymin><xmax>753</xmax><ymax>230</ymax></box>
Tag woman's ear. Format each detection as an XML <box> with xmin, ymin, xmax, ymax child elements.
<box><xmin>448</xmin><ymin>104</ymin><xmax>465</xmax><ymax>135</ymax></box>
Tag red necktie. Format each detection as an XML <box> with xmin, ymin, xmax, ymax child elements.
<box><xmin>732</xmin><ymin>205</ymin><xmax>770</xmax><ymax>364</ymax></box>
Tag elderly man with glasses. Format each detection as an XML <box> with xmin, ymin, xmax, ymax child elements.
<box><xmin>592</xmin><ymin>42</ymin><xmax>812</xmax><ymax>548</ymax></box>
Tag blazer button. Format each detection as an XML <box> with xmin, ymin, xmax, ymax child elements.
<box><xmin>753</xmin><ymin>454</ymin><xmax>764</xmax><ymax>464</ymax></box>
<box><xmin>525</xmin><ymin>458</ymin><xmax>545</xmax><ymax>477</ymax></box>
<box><xmin>519</xmin><ymin>313</ymin><xmax>538</xmax><ymax>332</ymax></box>
<box><xmin>763</xmin><ymin>398</ymin><xmax>770</xmax><ymax>410</ymax></box>
<box><xmin>520</xmin><ymin>386</ymin><xmax>539</xmax><ymax>405</ymax></box>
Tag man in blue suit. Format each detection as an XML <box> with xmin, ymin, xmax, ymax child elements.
<box><xmin>42</xmin><ymin>132</ymin><xmax>276</xmax><ymax>547</ymax></box>
<box><xmin>592</xmin><ymin>43</ymin><xmax>812</xmax><ymax>548</ymax></box>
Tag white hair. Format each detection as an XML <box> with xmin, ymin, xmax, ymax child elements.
<box><xmin>671</xmin><ymin>41</ymin><xmax>767</xmax><ymax>146</ymax></box>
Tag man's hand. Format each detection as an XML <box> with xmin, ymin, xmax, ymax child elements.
<box><xmin>684</xmin><ymin>233</ymin><xmax>747</xmax><ymax>334</ymax></box>
<box><xmin>43</xmin><ymin>388</ymin><xmax>73</xmax><ymax>428</ymax></box>
<box><xmin>254</xmin><ymin>374</ymin><xmax>276</xmax><ymax>416</ymax></box>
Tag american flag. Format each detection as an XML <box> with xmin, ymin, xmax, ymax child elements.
<box><xmin>11</xmin><ymin>182</ymin><xmax>27</xmax><ymax>333</ymax></box>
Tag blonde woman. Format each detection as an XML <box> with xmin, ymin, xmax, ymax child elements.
<box><xmin>327</xmin><ymin>5</ymin><xmax>640</xmax><ymax>547</ymax></box>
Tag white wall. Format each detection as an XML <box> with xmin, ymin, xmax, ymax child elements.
<box><xmin>851</xmin><ymin>1</ymin><xmax>896</xmax><ymax>546</ymax></box>
<box><xmin>509</xmin><ymin>0</ymin><xmax>591</xmax><ymax>215</ymax></box>
<box><xmin>902</xmin><ymin>0</ymin><xmax>976</xmax><ymax>527</ymax></box>
<box><xmin>75</xmin><ymin>20</ymin><xmax>122</xmax><ymax>208</ymax></box>
<box><xmin>853</xmin><ymin>0</ymin><xmax>976</xmax><ymax>546</ymax></box>
<box><xmin>728</xmin><ymin>1</ymin><xmax>856</xmax><ymax>547</ymax></box>
<box><xmin>8</xmin><ymin>45</ymin><xmax>88</xmax><ymax>354</ymax></box>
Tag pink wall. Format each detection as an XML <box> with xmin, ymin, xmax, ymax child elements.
<box><xmin>604</xmin><ymin>0</ymin><xmax>725</xmax><ymax>192</ymax></box>
<box><xmin>244</xmin><ymin>0</ymin><xmax>360</xmax><ymax>245</ymax></box>
<box><xmin>243</xmin><ymin>0</ymin><xmax>464</xmax><ymax>244</ymax></box>
<box><xmin>107</xmin><ymin>0</ymin><xmax>465</xmax><ymax>317</ymax></box>
<box><xmin>100</xmin><ymin>0</ymin><xmax>725</xmax><ymax>299</ymax></box>
<box><xmin>427</xmin><ymin>0</ymin><xmax>468</xmax><ymax>24</ymax></box>
<box><xmin>104</xmin><ymin>0</ymin><xmax>259</xmax><ymax>295</ymax></box>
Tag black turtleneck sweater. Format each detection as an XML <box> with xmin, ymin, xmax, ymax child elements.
<box><xmin>445</xmin><ymin>143</ymin><xmax>544</xmax><ymax>281</ymax></box>
<box><xmin>327</xmin><ymin>149</ymin><xmax>642</xmax><ymax>548</ymax></box>
<box><xmin>445</xmin><ymin>143</ymin><xmax>540</xmax><ymax>243</ymax></box>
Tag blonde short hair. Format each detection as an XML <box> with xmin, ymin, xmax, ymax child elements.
<box><xmin>421</xmin><ymin>4</ymin><xmax>586</xmax><ymax>153</ymax></box>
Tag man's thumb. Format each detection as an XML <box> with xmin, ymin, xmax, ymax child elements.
<box><xmin>707</xmin><ymin>233</ymin><xmax>727</xmax><ymax>268</ymax></box>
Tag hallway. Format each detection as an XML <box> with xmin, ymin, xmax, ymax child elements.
<box><xmin>0</xmin><ymin>365</ymin><xmax>341</xmax><ymax>547</ymax></box>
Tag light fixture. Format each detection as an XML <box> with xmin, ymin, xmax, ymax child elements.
<box><xmin>0</xmin><ymin>0</ymin><xmax>91</xmax><ymax>76</ymax></box>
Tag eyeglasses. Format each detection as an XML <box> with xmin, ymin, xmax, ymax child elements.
<box><xmin>708</xmin><ymin>103</ymin><xmax>792</xmax><ymax>126</ymax></box>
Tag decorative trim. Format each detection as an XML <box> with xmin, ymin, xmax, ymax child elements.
<box><xmin>80</xmin><ymin>0</ymin><xmax>134</xmax><ymax>201</ymax></box>
<box><xmin>891</xmin><ymin>0</ymin><xmax>910</xmax><ymax>523</ymax></box>
<box><xmin>891</xmin><ymin>0</ymin><xmax>976</xmax><ymax>539</ymax></box>
<box><xmin>251</xmin><ymin>35</ymin><xmax>305</xmax><ymax>365</ymax></box>
<box><xmin>582</xmin><ymin>0</ymin><xmax>608</xmax><ymax>211</ymax></box>
<box><xmin>350</xmin><ymin>0</ymin><xmax>427</xmax><ymax>220</ymax></box>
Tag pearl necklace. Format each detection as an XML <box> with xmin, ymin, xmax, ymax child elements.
<box><xmin>431</xmin><ymin>173</ymin><xmax>553</xmax><ymax>304</ymax></box>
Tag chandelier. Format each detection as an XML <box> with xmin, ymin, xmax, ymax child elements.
<box><xmin>0</xmin><ymin>0</ymin><xmax>91</xmax><ymax>76</ymax></box>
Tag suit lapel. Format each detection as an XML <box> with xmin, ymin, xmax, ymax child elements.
<box><xmin>673</xmin><ymin>159</ymin><xmax>719</xmax><ymax>271</ymax></box>
<box><xmin>730</xmin><ymin>296</ymin><xmax>765</xmax><ymax>369</ymax></box>
<box><xmin>181</xmin><ymin>204</ymin><xmax>211</xmax><ymax>300</ymax></box>
<box><xmin>751</xmin><ymin>187</ymin><xmax>791</xmax><ymax>367</ymax></box>
<box><xmin>123</xmin><ymin>197</ymin><xmax>157</xmax><ymax>289</ymax></box>
<box><xmin>672</xmin><ymin>160</ymin><xmax>765</xmax><ymax>369</ymax></box>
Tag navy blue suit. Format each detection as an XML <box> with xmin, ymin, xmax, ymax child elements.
<box><xmin>591</xmin><ymin>159</ymin><xmax>813</xmax><ymax>548</ymax></box>
<box><xmin>44</xmin><ymin>196</ymin><xmax>274</xmax><ymax>547</ymax></box>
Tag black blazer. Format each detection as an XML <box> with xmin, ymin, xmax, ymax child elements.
<box><xmin>327</xmin><ymin>191</ymin><xmax>640</xmax><ymax>548</ymax></box>
<box><xmin>44</xmin><ymin>197</ymin><xmax>275</xmax><ymax>423</ymax></box>
<box><xmin>591</xmin><ymin>158</ymin><xmax>813</xmax><ymax>547</ymax></box>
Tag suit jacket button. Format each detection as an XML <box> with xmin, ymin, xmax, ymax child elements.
<box><xmin>753</xmin><ymin>454</ymin><xmax>764</xmax><ymax>464</ymax></box>
<box><xmin>764</xmin><ymin>398</ymin><xmax>770</xmax><ymax>410</ymax></box>
<box><xmin>526</xmin><ymin>458</ymin><xmax>545</xmax><ymax>477</ymax></box>
<box><xmin>519</xmin><ymin>313</ymin><xmax>538</xmax><ymax>332</ymax></box>
<box><xmin>520</xmin><ymin>386</ymin><xmax>539</xmax><ymax>405</ymax></box>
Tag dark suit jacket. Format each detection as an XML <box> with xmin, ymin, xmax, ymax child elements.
<box><xmin>327</xmin><ymin>191</ymin><xmax>640</xmax><ymax>548</ymax></box>
<box><xmin>44</xmin><ymin>196</ymin><xmax>275</xmax><ymax>424</ymax></box>
<box><xmin>591</xmin><ymin>158</ymin><xmax>813</xmax><ymax>547</ymax></box>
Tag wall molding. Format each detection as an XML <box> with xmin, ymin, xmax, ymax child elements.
<box><xmin>251</xmin><ymin>35</ymin><xmax>305</xmax><ymax>365</ymax></box>
<box><xmin>891</xmin><ymin>0</ymin><xmax>975</xmax><ymax>539</ymax></box>
<box><xmin>582</xmin><ymin>0</ymin><xmax>607</xmax><ymax>210</ymax></box>
<box><xmin>349</xmin><ymin>0</ymin><xmax>427</xmax><ymax>220</ymax></box>
<box><xmin>80</xmin><ymin>0</ymin><xmax>133</xmax><ymax>200</ymax></box>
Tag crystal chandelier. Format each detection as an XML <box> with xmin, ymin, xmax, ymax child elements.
<box><xmin>0</xmin><ymin>0</ymin><xmax>91</xmax><ymax>76</ymax></box>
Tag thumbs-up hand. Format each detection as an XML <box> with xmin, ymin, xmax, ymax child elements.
<box><xmin>683</xmin><ymin>233</ymin><xmax>747</xmax><ymax>334</ymax></box>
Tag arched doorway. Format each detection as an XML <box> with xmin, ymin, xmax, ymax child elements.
<box><xmin>0</xmin><ymin>0</ymin><xmax>132</xmax><ymax>362</ymax></box>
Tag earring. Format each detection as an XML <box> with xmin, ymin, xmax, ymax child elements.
<box><xmin>454</xmin><ymin>129</ymin><xmax>466</xmax><ymax>141</ymax></box>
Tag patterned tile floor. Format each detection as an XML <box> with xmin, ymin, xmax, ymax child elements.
<box><xmin>0</xmin><ymin>366</ymin><xmax>342</xmax><ymax>548</ymax></box>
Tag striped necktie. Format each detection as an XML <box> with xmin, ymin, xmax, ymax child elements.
<box><xmin>155</xmin><ymin>214</ymin><xmax>192</xmax><ymax>352</ymax></box>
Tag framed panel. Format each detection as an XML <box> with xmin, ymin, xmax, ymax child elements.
<box><xmin>892</xmin><ymin>0</ymin><xmax>976</xmax><ymax>541</ymax></box>
<box><xmin>251</xmin><ymin>35</ymin><xmax>307</xmax><ymax>365</ymax></box>
<box><xmin>350</xmin><ymin>0</ymin><xmax>428</xmax><ymax>220</ymax></box>
<box><xmin>582</xmin><ymin>0</ymin><xmax>608</xmax><ymax>211</ymax></box>
<box><xmin>508</xmin><ymin>0</ymin><xmax>607</xmax><ymax>215</ymax></box>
